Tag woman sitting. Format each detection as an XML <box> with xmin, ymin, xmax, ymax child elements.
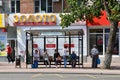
<box><xmin>54</xmin><ymin>49</ymin><xmax>61</xmax><ymax>68</ymax></box>
<box><xmin>43</xmin><ymin>50</ymin><xmax>50</xmax><ymax>68</ymax></box>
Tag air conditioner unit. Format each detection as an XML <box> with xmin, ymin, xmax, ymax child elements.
<box><xmin>52</xmin><ymin>0</ymin><xmax>60</xmax><ymax>2</ymax></box>
<box><xmin>0</xmin><ymin>1</ymin><xmax>2</xmax><ymax>6</ymax></box>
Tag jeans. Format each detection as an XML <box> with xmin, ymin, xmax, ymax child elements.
<box><xmin>63</xmin><ymin>55</ymin><xmax>67</xmax><ymax>67</ymax></box>
<box><xmin>34</xmin><ymin>60</ymin><xmax>38</xmax><ymax>68</ymax></box>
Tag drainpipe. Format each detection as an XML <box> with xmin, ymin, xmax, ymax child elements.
<box><xmin>62</xmin><ymin>0</ymin><xmax>63</xmax><ymax>12</ymax></box>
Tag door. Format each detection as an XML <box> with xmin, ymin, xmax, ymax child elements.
<box><xmin>7</xmin><ymin>39</ymin><xmax>17</xmax><ymax>61</ymax></box>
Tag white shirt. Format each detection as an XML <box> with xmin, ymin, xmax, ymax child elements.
<box><xmin>91</xmin><ymin>48</ymin><xmax>99</xmax><ymax>55</ymax></box>
<box><xmin>64</xmin><ymin>48</ymin><xmax>69</xmax><ymax>56</ymax></box>
<box><xmin>33</xmin><ymin>53</ymin><xmax>39</xmax><ymax>61</ymax></box>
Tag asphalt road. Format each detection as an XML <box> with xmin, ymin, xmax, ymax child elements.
<box><xmin>0</xmin><ymin>73</ymin><xmax>120</xmax><ymax>80</ymax></box>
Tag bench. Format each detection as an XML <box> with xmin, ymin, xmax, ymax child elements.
<box><xmin>37</xmin><ymin>56</ymin><xmax>83</xmax><ymax>68</ymax></box>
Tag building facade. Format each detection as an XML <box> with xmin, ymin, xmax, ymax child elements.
<box><xmin>87</xmin><ymin>11</ymin><xmax>120</xmax><ymax>57</ymax></box>
<box><xmin>1</xmin><ymin>0</ymin><xmax>87</xmax><ymax>62</ymax></box>
<box><xmin>0</xmin><ymin>0</ymin><xmax>120</xmax><ymax>62</ymax></box>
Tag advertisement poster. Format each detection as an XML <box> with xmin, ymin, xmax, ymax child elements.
<box><xmin>0</xmin><ymin>30</ymin><xmax>7</xmax><ymax>56</ymax></box>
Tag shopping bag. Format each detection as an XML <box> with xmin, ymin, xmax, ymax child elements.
<box><xmin>97</xmin><ymin>58</ymin><xmax>100</xmax><ymax>64</ymax></box>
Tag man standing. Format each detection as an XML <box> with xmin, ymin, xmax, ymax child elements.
<box><xmin>91</xmin><ymin>45</ymin><xmax>99</xmax><ymax>68</ymax></box>
<box><xmin>6</xmin><ymin>43</ymin><xmax>14</xmax><ymax>63</ymax></box>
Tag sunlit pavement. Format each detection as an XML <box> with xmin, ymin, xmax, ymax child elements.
<box><xmin>0</xmin><ymin>62</ymin><xmax>120</xmax><ymax>75</ymax></box>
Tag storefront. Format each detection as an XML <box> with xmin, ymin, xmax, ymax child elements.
<box><xmin>0</xmin><ymin>14</ymin><xmax>7</xmax><ymax>61</ymax></box>
<box><xmin>8</xmin><ymin>13</ymin><xmax>87</xmax><ymax>62</ymax></box>
<box><xmin>87</xmin><ymin>11</ymin><xmax>120</xmax><ymax>56</ymax></box>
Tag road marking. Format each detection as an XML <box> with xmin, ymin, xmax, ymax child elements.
<box><xmin>98</xmin><ymin>75</ymin><xmax>120</xmax><ymax>78</ymax></box>
<box><xmin>86</xmin><ymin>74</ymin><xmax>97</xmax><ymax>78</ymax></box>
<box><xmin>32</xmin><ymin>73</ymin><xmax>42</xmax><ymax>78</ymax></box>
<box><xmin>52</xmin><ymin>74</ymin><xmax>64</xmax><ymax>78</ymax></box>
<box><xmin>32</xmin><ymin>74</ymin><xmax>64</xmax><ymax>78</ymax></box>
<box><xmin>76</xmin><ymin>74</ymin><xmax>97</xmax><ymax>78</ymax></box>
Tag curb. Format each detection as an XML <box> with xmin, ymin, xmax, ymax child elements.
<box><xmin>0</xmin><ymin>72</ymin><xmax>120</xmax><ymax>75</ymax></box>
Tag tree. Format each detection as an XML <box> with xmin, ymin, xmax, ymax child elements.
<box><xmin>60</xmin><ymin>0</ymin><xmax>120</xmax><ymax>69</ymax></box>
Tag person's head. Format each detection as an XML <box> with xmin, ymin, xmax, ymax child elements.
<box><xmin>72</xmin><ymin>51</ymin><xmax>75</xmax><ymax>54</ymax></box>
<box><xmin>6</xmin><ymin>43</ymin><xmax>10</xmax><ymax>47</ymax></box>
<box><xmin>93</xmin><ymin>45</ymin><xmax>97</xmax><ymax>48</ymax></box>
<box><xmin>55</xmin><ymin>49</ymin><xmax>57</xmax><ymax>53</ymax></box>
<box><xmin>35</xmin><ymin>50</ymin><xmax>38</xmax><ymax>54</ymax></box>
<box><xmin>44</xmin><ymin>50</ymin><xmax>47</xmax><ymax>54</ymax></box>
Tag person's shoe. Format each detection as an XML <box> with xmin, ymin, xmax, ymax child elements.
<box><xmin>56</xmin><ymin>66</ymin><xmax>58</xmax><ymax>68</ymax></box>
<box><xmin>64</xmin><ymin>66</ymin><xmax>67</xmax><ymax>68</ymax></box>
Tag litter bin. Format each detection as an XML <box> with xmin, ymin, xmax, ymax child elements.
<box><xmin>15</xmin><ymin>55</ymin><xmax>21</xmax><ymax>68</ymax></box>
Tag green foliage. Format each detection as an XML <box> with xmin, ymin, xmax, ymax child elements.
<box><xmin>60</xmin><ymin>0</ymin><xmax>120</xmax><ymax>28</ymax></box>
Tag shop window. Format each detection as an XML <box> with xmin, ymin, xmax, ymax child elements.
<box><xmin>89</xmin><ymin>34</ymin><xmax>103</xmax><ymax>55</ymax></box>
<box><xmin>11</xmin><ymin>0</ymin><xmax>20</xmax><ymax>13</ymax></box>
<box><xmin>89</xmin><ymin>29</ymin><xmax>103</xmax><ymax>33</ymax></box>
<box><xmin>89</xmin><ymin>29</ymin><xmax>103</xmax><ymax>55</ymax></box>
<box><xmin>105</xmin><ymin>28</ymin><xmax>119</xmax><ymax>33</ymax></box>
<box><xmin>35</xmin><ymin>0</ymin><xmax>52</xmax><ymax>13</ymax></box>
<box><xmin>105</xmin><ymin>29</ymin><xmax>119</xmax><ymax>55</ymax></box>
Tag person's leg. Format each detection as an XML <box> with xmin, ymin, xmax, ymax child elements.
<box><xmin>58</xmin><ymin>60</ymin><xmax>61</xmax><ymax>68</ymax></box>
<box><xmin>73</xmin><ymin>60</ymin><xmax>76</xmax><ymax>68</ymax></box>
<box><xmin>64</xmin><ymin>56</ymin><xmax>67</xmax><ymax>68</ymax></box>
<box><xmin>7</xmin><ymin>54</ymin><xmax>11</xmax><ymax>63</ymax></box>
<box><xmin>34</xmin><ymin>60</ymin><xmax>38</xmax><ymax>68</ymax></box>
<box><xmin>71</xmin><ymin>60</ymin><xmax>73</xmax><ymax>68</ymax></box>
<box><xmin>60</xmin><ymin>61</ymin><xmax>61</xmax><ymax>68</ymax></box>
<box><xmin>47</xmin><ymin>60</ymin><xmax>50</xmax><ymax>67</ymax></box>
<box><xmin>44</xmin><ymin>60</ymin><xmax>47</xmax><ymax>67</ymax></box>
<box><xmin>9</xmin><ymin>55</ymin><xmax>14</xmax><ymax>62</ymax></box>
<box><xmin>55</xmin><ymin>60</ymin><xmax>57</xmax><ymax>68</ymax></box>
<box><xmin>92</xmin><ymin>55</ymin><xmax>95</xmax><ymax>68</ymax></box>
<box><xmin>94</xmin><ymin>56</ymin><xmax>98</xmax><ymax>68</ymax></box>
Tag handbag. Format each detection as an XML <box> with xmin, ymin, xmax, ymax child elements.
<box><xmin>57</xmin><ymin>56</ymin><xmax>62</xmax><ymax>61</ymax></box>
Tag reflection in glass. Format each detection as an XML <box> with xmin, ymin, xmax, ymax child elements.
<box><xmin>105</xmin><ymin>34</ymin><xmax>119</xmax><ymax>55</ymax></box>
<box><xmin>89</xmin><ymin>34</ymin><xmax>103</xmax><ymax>55</ymax></box>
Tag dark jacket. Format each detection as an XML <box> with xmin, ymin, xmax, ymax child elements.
<box><xmin>54</xmin><ymin>52</ymin><xmax>60</xmax><ymax>61</ymax></box>
<box><xmin>71</xmin><ymin>53</ymin><xmax>77</xmax><ymax>60</ymax></box>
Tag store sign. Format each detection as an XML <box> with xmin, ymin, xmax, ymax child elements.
<box><xmin>13</xmin><ymin>14</ymin><xmax>57</xmax><ymax>26</ymax></box>
<box><xmin>0</xmin><ymin>14</ymin><xmax>5</xmax><ymax>28</ymax></box>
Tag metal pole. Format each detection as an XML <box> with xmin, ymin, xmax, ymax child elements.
<box><xmin>56</xmin><ymin>36</ymin><xmax>58</xmax><ymax>51</ymax></box>
<box><xmin>69</xmin><ymin>32</ymin><xmax>71</xmax><ymax>55</ymax></box>
<box><xmin>81</xmin><ymin>34</ymin><xmax>83</xmax><ymax>68</ymax></box>
<box><xmin>26</xmin><ymin>32</ymin><xmax>28</xmax><ymax>68</ymax></box>
<box><xmin>78</xmin><ymin>33</ymin><xmax>80</xmax><ymax>68</ymax></box>
<box><xmin>44</xmin><ymin>36</ymin><xmax>46</xmax><ymax>51</ymax></box>
<box><xmin>31</xmin><ymin>33</ymin><xmax>33</xmax><ymax>64</ymax></box>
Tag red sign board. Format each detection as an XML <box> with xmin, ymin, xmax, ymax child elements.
<box><xmin>33</xmin><ymin>44</ymin><xmax>38</xmax><ymax>48</ymax></box>
<box><xmin>14</xmin><ymin>22</ymin><xmax>56</xmax><ymax>26</ymax></box>
<box><xmin>64</xmin><ymin>44</ymin><xmax>74</xmax><ymax>48</ymax></box>
<box><xmin>46</xmin><ymin>44</ymin><xmax>56</xmax><ymax>48</ymax></box>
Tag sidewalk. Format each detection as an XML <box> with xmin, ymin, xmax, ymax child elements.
<box><xmin>0</xmin><ymin>62</ymin><xmax>120</xmax><ymax>75</ymax></box>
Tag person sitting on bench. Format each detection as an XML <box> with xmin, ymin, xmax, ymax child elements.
<box><xmin>54</xmin><ymin>49</ymin><xmax>61</xmax><ymax>68</ymax></box>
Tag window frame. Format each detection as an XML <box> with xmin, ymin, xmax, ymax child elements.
<box><xmin>34</xmin><ymin>0</ymin><xmax>53</xmax><ymax>13</ymax></box>
<box><xmin>10</xmin><ymin>0</ymin><xmax>20</xmax><ymax>13</ymax></box>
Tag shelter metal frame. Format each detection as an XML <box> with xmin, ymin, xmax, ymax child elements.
<box><xmin>26</xmin><ymin>29</ymin><xmax>84</xmax><ymax>68</ymax></box>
